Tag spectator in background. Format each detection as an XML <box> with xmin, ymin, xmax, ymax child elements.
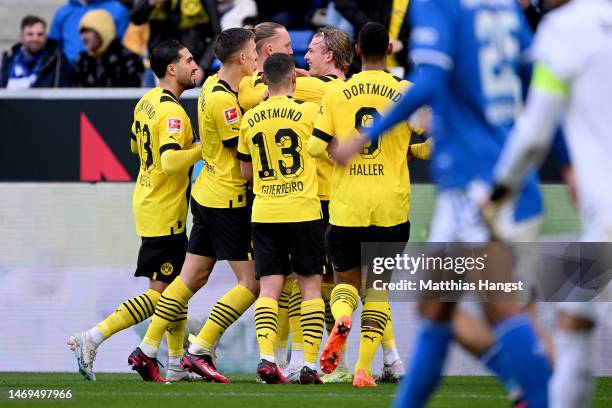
<box><xmin>1</xmin><ymin>16</ymin><xmax>72</xmax><ymax>89</ymax></box>
<box><xmin>242</xmin><ymin>15</ymin><xmax>264</xmax><ymax>29</ymax></box>
<box><xmin>325</xmin><ymin>2</ymin><xmax>354</xmax><ymax>39</ymax></box>
<box><xmin>333</xmin><ymin>0</ymin><xmax>410</xmax><ymax>76</ymax></box>
<box><xmin>131</xmin><ymin>0</ymin><xmax>221</xmax><ymax>72</ymax></box>
<box><xmin>255</xmin><ymin>0</ymin><xmax>312</xmax><ymax>29</ymax></box>
<box><xmin>217</xmin><ymin>0</ymin><xmax>257</xmax><ymax>30</ymax></box>
<box><xmin>49</xmin><ymin>0</ymin><xmax>130</xmax><ymax>64</ymax></box>
<box><xmin>73</xmin><ymin>9</ymin><xmax>143</xmax><ymax>87</ymax></box>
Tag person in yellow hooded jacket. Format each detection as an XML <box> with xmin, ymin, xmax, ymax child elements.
<box><xmin>73</xmin><ymin>9</ymin><xmax>143</xmax><ymax>87</ymax></box>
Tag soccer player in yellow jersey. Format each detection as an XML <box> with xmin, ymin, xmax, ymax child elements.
<box><xmin>129</xmin><ymin>28</ymin><xmax>257</xmax><ymax>383</ymax></box>
<box><xmin>282</xmin><ymin>26</ymin><xmax>357</xmax><ymax>383</ymax></box>
<box><xmin>239</xmin><ymin>22</ymin><xmax>293</xmax><ymax>112</ymax></box>
<box><xmin>69</xmin><ymin>40</ymin><xmax>201</xmax><ymax>383</ymax></box>
<box><xmin>308</xmin><ymin>22</ymin><xmax>416</xmax><ymax>387</ymax></box>
<box><xmin>237</xmin><ymin>53</ymin><xmax>326</xmax><ymax>385</ymax></box>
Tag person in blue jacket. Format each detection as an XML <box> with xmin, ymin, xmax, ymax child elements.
<box><xmin>49</xmin><ymin>0</ymin><xmax>129</xmax><ymax>64</ymax></box>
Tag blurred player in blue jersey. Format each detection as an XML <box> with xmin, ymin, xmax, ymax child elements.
<box><xmin>333</xmin><ymin>0</ymin><xmax>552</xmax><ymax>406</ymax></box>
<box><xmin>490</xmin><ymin>0</ymin><xmax>612</xmax><ymax>406</ymax></box>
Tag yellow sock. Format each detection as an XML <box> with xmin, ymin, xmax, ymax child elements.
<box><xmin>288</xmin><ymin>279</ymin><xmax>303</xmax><ymax>350</ymax></box>
<box><xmin>190</xmin><ymin>284</ymin><xmax>256</xmax><ymax>351</ymax></box>
<box><xmin>166</xmin><ymin>303</ymin><xmax>188</xmax><ymax>360</ymax></box>
<box><xmin>381</xmin><ymin>304</ymin><xmax>396</xmax><ymax>350</ymax></box>
<box><xmin>97</xmin><ymin>289</ymin><xmax>160</xmax><ymax>339</ymax></box>
<box><xmin>143</xmin><ymin>277</ymin><xmax>192</xmax><ymax>350</ymax></box>
<box><xmin>301</xmin><ymin>298</ymin><xmax>325</xmax><ymax>365</ymax></box>
<box><xmin>354</xmin><ymin>299</ymin><xmax>389</xmax><ymax>375</ymax></box>
<box><xmin>321</xmin><ymin>282</ymin><xmax>335</xmax><ymax>335</ymax></box>
<box><xmin>254</xmin><ymin>297</ymin><xmax>278</xmax><ymax>360</ymax></box>
<box><xmin>330</xmin><ymin>283</ymin><xmax>359</xmax><ymax>321</ymax></box>
<box><xmin>275</xmin><ymin>277</ymin><xmax>293</xmax><ymax>352</ymax></box>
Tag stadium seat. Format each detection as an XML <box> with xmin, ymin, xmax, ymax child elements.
<box><xmin>289</xmin><ymin>30</ymin><xmax>314</xmax><ymax>69</ymax></box>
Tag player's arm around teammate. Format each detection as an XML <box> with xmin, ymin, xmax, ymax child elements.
<box><xmin>69</xmin><ymin>39</ymin><xmax>201</xmax><ymax>383</ymax></box>
<box><xmin>129</xmin><ymin>29</ymin><xmax>259</xmax><ymax>384</ymax></box>
<box><xmin>308</xmin><ymin>23</ymin><xmax>414</xmax><ymax>387</ymax></box>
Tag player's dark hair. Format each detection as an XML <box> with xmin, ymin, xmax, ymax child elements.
<box><xmin>213</xmin><ymin>28</ymin><xmax>256</xmax><ymax>63</ymax></box>
<box><xmin>150</xmin><ymin>39</ymin><xmax>185</xmax><ymax>79</ymax></box>
<box><xmin>263</xmin><ymin>53</ymin><xmax>294</xmax><ymax>86</ymax></box>
<box><xmin>21</xmin><ymin>15</ymin><xmax>46</xmax><ymax>31</ymax></box>
<box><xmin>358</xmin><ymin>22</ymin><xmax>389</xmax><ymax>59</ymax></box>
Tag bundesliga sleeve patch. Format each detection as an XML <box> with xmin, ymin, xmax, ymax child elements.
<box><xmin>223</xmin><ymin>107</ymin><xmax>239</xmax><ymax>125</ymax></box>
<box><xmin>167</xmin><ymin>118</ymin><xmax>182</xmax><ymax>133</ymax></box>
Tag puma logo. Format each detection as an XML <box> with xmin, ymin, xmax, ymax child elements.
<box><xmin>258</xmin><ymin>333</ymin><xmax>269</xmax><ymax>339</ymax></box>
<box><xmin>363</xmin><ymin>335</ymin><xmax>376</xmax><ymax>342</ymax></box>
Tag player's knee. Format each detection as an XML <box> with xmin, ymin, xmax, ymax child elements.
<box><xmin>179</xmin><ymin>261</ymin><xmax>213</xmax><ymax>292</ymax></box>
<box><xmin>239</xmin><ymin>278</ymin><xmax>260</xmax><ymax>296</ymax></box>
<box><xmin>335</xmin><ymin>268</ymin><xmax>361</xmax><ymax>290</ymax></box>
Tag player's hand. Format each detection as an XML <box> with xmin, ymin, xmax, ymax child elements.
<box><xmin>561</xmin><ymin>165</ymin><xmax>579</xmax><ymax>208</ymax></box>
<box><xmin>295</xmin><ymin>68</ymin><xmax>311</xmax><ymax>77</ymax></box>
<box><xmin>329</xmin><ymin>134</ymin><xmax>368</xmax><ymax>166</ymax></box>
<box><xmin>476</xmin><ymin>182</ymin><xmax>510</xmax><ymax>242</ymax></box>
<box><xmin>390</xmin><ymin>40</ymin><xmax>404</xmax><ymax>54</ymax></box>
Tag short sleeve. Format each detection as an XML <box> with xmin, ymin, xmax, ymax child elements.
<box><xmin>158</xmin><ymin>106</ymin><xmax>190</xmax><ymax>155</ymax></box>
<box><xmin>302</xmin><ymin>102</ymin><xmax>320</xmax><ymax>129</ymax></box>
<box><xmin>312</xmin><ymin>88</ymin><xmax>335</xmax><ymax>144</ymax></box>
<box><xmin>409</xmin><ymin>0</ymin><xmax>456</xmax><ymax>71</ymax></box>
<box><xmin>212</xmin><ymin>94</ymin><xmax>242</xmax><ymax>148</ymax></box>
<box><xmin>236</xmin><ymin>117</ymin><xmax>252</xmax><ymax>162</ymax></box>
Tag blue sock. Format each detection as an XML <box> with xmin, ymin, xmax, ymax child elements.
<box><xmin>393</xmin><ymin>320</ymin><xmax>453</xmax><ymax>408</ymax></box>
<box><xmin>480</xmin><ymin>342</ymin><xmax>521</xmax><ymax>399</ymax></box>
<box><xmin>494</xmin><ymin>315</ymin><xmax>552</xmax><ymax>408</ymax></box>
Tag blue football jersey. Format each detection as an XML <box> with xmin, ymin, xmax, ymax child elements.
<box><xmin>410</xmin><ymin>0</ymin><xmax>541</xmax><ymax>220</ymax></box>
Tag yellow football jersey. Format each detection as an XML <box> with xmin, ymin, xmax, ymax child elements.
<box><xmin>239</xmin><ymin>73</ymin><xmax>340</xmax><ymax>200</ymax></box>
<box><xmin>131</xmin><ymin>87</ymin><xmax>195</xmax><ymax>237</ymax></box>
<box><xmin>192</xmin><ymin>75</ymin><xmax>248</xmax><ymax>208</ymax></box>
<box><xmin>294</xmin><ymin>75</ymin><xmax>341</xmax><ymax>201</ymax></box>
<box><xmin>238</xmin><ymin>71</ymin><xmax>266</xmax><ymax>112</ymax></box>
<box><xmin>237</xmin><ymin>96</ymin><xmax>321</xmax><ymax>223</ymax></box>
<box><xmin>309</xmin><ymin>70</ymin><xmax>414</xmax><ymax>227</ymax></box>
<box><xmin>293</xmin><ymin>74</ymin><xmax>339</xmax><ymax>103</ymax></box>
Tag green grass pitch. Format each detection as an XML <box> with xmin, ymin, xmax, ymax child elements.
<box><xmin>1</xmin><ymin>373</ymin><xmax>610</xmax><ymax>407</ymax></box>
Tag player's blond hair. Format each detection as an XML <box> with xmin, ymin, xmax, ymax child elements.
<box><xmin>254</xmin><ymin>22</ymin><xmax>285</xmax><ymax>53</ymax></box>
<box><xmin>312</xmin><ymin>27</ymin><xmax>353</xmax><ymax>73</ymax></box>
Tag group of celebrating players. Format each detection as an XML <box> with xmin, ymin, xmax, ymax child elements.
<box><xmin>68</xmin><ymin>20</ymin><xmax>427</xmax><ymax>388</ymax></box>
<box><xmin>67</xmin><ymin>0</ymin><xmax>612</xmax><ymax>406</ymax></box>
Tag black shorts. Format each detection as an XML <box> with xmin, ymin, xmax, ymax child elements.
<box><xmin>252</xmin><ymin>220</ymin><xmax>325</xmax><ymax>278</ymax></box>
<box><xmin>187</xmin><ymin>198</ymin><xmax>252</xmax><ymax>261</ymax></box>
<box><xmin>325</xmin><ymin>221</ymin><xmax>411</xmax><ymax>273</ymax></box>
<box><xmin>134</xmin><ymin>233</ymin><xmax>187</xmax><ymax>283</ymax></box>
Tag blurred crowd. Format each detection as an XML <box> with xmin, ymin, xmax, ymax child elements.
<box><xmin>0</xmin><ymin>0</ymin><xmax>549</xmax><ymax>89</ymax></box>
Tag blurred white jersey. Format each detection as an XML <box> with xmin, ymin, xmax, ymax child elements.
<box><xmin>534</xmin><ymin>0</ymin><xmax>612</xmax><ymax>240</ymax></box>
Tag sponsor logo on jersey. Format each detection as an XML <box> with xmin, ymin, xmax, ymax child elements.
<box><xmin>167</xmin><ymin>118</ymin><xmax>182</xmax><ymax>133</ymax></box>
<box><xmin>223</xmin><ymin>107</ymin><xmax>239</xmax><ymax>124</ymax></box>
